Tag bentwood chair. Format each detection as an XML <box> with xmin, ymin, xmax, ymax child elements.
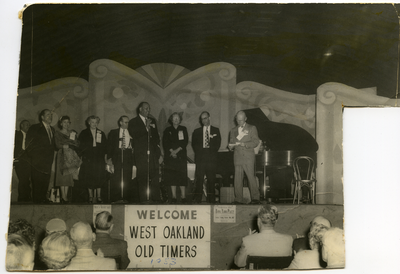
<box><xmin>292</xmin><ymin>156</ymin><xmax>316</xmax><ymax>204</ymax></box>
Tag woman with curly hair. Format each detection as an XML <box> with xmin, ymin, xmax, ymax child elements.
<box><xmin>39</xmin><ymin>231</ymin><xmax>77</xmax><ymax>270</ymax></box>
<box><xmin>287</xmin><ymin>216</ymin><xmax>331</xmax><ymax>269</ymax></box>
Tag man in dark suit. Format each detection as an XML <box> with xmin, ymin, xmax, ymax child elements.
<box><xmin>229</xmin><ymin>110</ymin><xmax>261</xmax><ymax>204</ymax></box>
<box><xmin>14</xmin><ymin>120</ymin><xmax>31</xmax><ymax>202</ymax></box>
<box><xmin>128</xmin><ymin>102</ymin><xmax>162</xmax><ymax>203</ymax></box>
<box><xmin>25</xmin><ymin>109</ymin><xmax>56</xmax><ymax>203</ymax></box>
<box><xmin>107</xmin><ymin>116</ymin><xmax>134</xmax><ymax>203</ymax></box>
<box><xmin>92</xmin><ymin>211</ymin><xmax>130</xmax><ymax>269</ymax></box>
<box><xmin>192</xmin><ymin>111</ymin><xmax>221</xmax><ymax>203</ymax></box>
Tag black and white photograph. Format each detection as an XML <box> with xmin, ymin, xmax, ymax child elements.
<box><xmin>2</xmin><ymin>1</ymin><xmax>400</xmax><ymax>273</ymax></box>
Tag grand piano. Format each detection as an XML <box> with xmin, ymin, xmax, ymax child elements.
<box><xmin>216</xmin><ymin>108</ymin><xmax>318</xmax><ymax>201</ymax></box>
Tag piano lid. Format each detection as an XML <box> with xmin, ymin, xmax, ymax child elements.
<box><xmin>243</xmin><ymin>108</ymin><xmax>319</xmax><ymax>153</ymax></box>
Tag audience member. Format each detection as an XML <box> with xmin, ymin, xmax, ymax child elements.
<box><xmin>6</xmin><ymin>234</ymin><xmax>35</xmax><ymax>271</ymax></box>
<box><xmin>162</xmin><ymin>112</ymin><xmax>189</xmax><ymax>204</ymax></box>
<box><xmin>45</xmin><ymin>218</ymin><xmax>67</xmax><ymax>235</ymax></box>
<box><xmin>8</xmin><ymin>218</ymin><xmax>36</xmax><ymax>248</ymax></box>
<box><xmin>66</xmin><ymin>221</ymin><xmax>116</xmax><ymax>270</ymax></box>
<box><xmin>319</xmin><ymin>227</ymin><xmax>345</xmax><ymax>268</ymax></box>
<box><xmin>287</xmin><ymin>216</ymin><xmax>331</xmax><ymax>269</ymax></box>
<box><xmin>38</xmin><ymin>231</ymin><xmax>77</xmax><ymax>270</ymax></box>
<box><xmin>92</xmin><ymin>211</ymin><xmax>130</xmax><ymax>269</ymax></box>
<box><xmin>234</xmin><ymin>205</ymin><xmax>293</xmax><ymax>267</ymax></box>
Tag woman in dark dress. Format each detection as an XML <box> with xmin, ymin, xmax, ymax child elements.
<box><xmin>162</xmin><ymin>112</ymin><xmax>188</xmax><ymax>204</ymax></box>
<box><xmin>54</xmin><ymin>116</ymin><xmax>81</xmax><ymax>203</ymax></box>
<box><xmin>78</xmin><ymin>115</ymin><xmax>107</xmax><ymax>203</ymax></box>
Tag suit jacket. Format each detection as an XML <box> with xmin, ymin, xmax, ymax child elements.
<box><xmin>191</xmin><ymin>126</ymin><xmax>221</xmax><ymax>164</ymax></box>
<box><xmin>14</xmin><ymin>130</ymin><xmax>30</xmax><ymax>164</ymax></box>
<box><xmin>229</xmin><ymin>123</ymin><xmax>260</xmax><ymax>165</ymax></box>
<box><xmin>107</xmin><ymin>128</ymin><xmax>134</xmax><ymax>166</ymax></box>
<box><xmin>128</xmin><ymin>115</ymin><xmax>161</xmax><ymax>169</ymax></box>
<box><xmin>65</xmin><ymin>249</ymin><xmax>116</xmax><ymax>271</ymax></box>
<box><xmin>92</xmin><ymin>233</ymin><xmax>130</xmax><ymax>269</ymax></box>
<box><xmin>234</xmin><ymin>229</ymin><xmax>293</xmax><ymax>267</ymax></box>
<box><xmin>25</xmin><ymin>122</ymin><xmax>55</xmax><ymax>173</ymax></box>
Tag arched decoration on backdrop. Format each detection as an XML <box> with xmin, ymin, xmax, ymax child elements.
<box><xmin>236</xmin><ymin>81</ymin><xmax>316</xmax><ymax>138</ymax></box>
<box><xmin>16</xmin><ymin>77</ymin><xmax>89</xmax><ymax>133</ymax></box>
<box><xmin>316</xmin><ymin>82</ymin><xmax>396</xmax><ymax>205</ymax></box>
<box><xmin>88</xmin><ymin>59</ymin><xmax>237</xmax><ymax>157</ymax></box>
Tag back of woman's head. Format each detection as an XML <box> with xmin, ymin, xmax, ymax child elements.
<box><xmin>39</xmin><ymin>231</ymin><xmax>77</xmax><ymax>269</ymax></box>
<box><xmin>308</xmin><ymin>223</ymin><xmax>329</xmax><ymax>250</ymax></box>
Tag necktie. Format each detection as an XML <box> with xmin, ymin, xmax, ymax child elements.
<box><xmin>145</xmin><ymin>118</ymin><xmax>152</xmax><ymax>137</ymax></box>
<box><xmin>46</xmin><ymin>125</ymin><xmax>52</xmax><ymax>143</ymax></box>
<box><xmin>122</xmin><ymin>129</ymin><xmax>126</xmax><ymax>149</ymax></box>
<box><xmin>205</xmin><ymin>128</ymin><xmax>210</xmax><ymax>148</ymax></box>
<box><xmin>22</xmin><ymin>132</ymin><xmax>26</xmax><ymax>150</ymax></box>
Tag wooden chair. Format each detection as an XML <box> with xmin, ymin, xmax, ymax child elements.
<box><xmin>292</xmin><ymin>156</ymin><xmax>316</xmax><ymax>204</ymax></box>
<box><xmin>246</xmin><ymin>255</ymin><xmax>293</xmax><ymax>270</ymax></box>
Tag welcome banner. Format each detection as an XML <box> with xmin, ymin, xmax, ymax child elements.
<box><xmin>125</xmin><ymin>205</ymin><xmax>211</xmax><ymax>269</ymax></box>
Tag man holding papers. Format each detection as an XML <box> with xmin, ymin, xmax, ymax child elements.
<box><xmin>228</xmin><ymin>111</ymin><xmax>260</xmax><ymax>204</ymax></box>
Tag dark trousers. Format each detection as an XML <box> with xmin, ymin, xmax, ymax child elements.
<box><xmin>194</xmin><ymin>160</ymin><xmax>217</xmax><ymax>203</ymax></box>
<box><xmin>137</xmin><ymin>161</ymin><xmax>161</xmax><ymax>202</ymax></box>
<box><xmin>31</xmin><ymin>168</ymin><xmax>51</xmax><ymax>203</ymax></box>
<box><xmin>14</xmin><ymin>160</ymin><xmax>31</xmax><ymax>202</ymax></box>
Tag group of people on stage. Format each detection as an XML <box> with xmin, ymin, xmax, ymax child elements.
<box><xmin>6</xmin><ymin>212</ymin><xmax>129</xmax><ymax>271</ymax></box>
<box><xmin>234</xmin><ymin>205</ymin><xmax>345</xmax><ymax>269</ymax></box>
<box><xmin>14</xmin><ymin>101</ymin><xmax>263</xmax><ymax>204</ymax></box>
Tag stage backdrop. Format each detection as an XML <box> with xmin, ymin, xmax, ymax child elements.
<box><xmin>14</xmin><ymin>60</ymin><xmax>399</xmax><ymax>205</ymax></box>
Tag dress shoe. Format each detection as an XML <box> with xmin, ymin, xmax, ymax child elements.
<box><xmin>181</xmin><ymin>198</ymin><xmax>187</xmax><ymax>204</ymax></box>
<box><xmin>60</xmin><ymin>198</ymin><xmax>69</xmax><ymax>204</ymax></box>
<box><xmin>170</xmin><ymin>198</ymin><xmax>177</xmax><ymax>204</ymax></box>
<box><xmin>250</xmin><ymin>200</ymin><xmax>261</xmax><ymax>205</ymax></box>
<box><xmin>233</xmin><ymin>201</ymin><xmax>243</xmax><ymax>205</ymax></box>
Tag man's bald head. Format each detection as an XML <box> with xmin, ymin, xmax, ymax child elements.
<box><xmin>70</xmin><ymin>222</ymin><xmax>94</xmax><ymax>249</ymax></box>
<box><xmin>235</xmin><ymin>111</ymin><xmax>247</xmax><ymax>127</ymax></box>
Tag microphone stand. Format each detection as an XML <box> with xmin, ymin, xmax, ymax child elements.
<box><xmin>115</xmin><ymin>138</ymin><xmax>128</xmax><ymax>204</ymax></box>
